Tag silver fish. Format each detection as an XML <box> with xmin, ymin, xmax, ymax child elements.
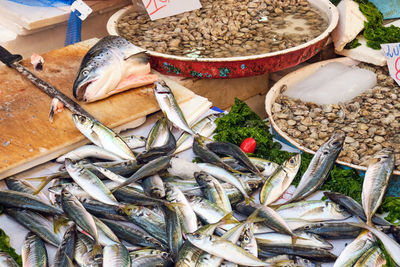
<box><xmin>255</xmin><ymin>231</ymin><xmax>333</xmax><ymax>250</ymax></box>
<box><xmin>4</xmin><ymin>177</ymin><xmax>49</xmax><ymax>203</ymax></box>
<box><xmin>353</xmin><ymin>246</ymin><xmax>386</xmax><ymax>267</ymax></box>
<box><xmin>165</xmin><ymin>183</ymin><xmax>198</xmax><ymax>233</ymax></box>
<box><xmin>73</xmin><ymin>35</ymin><xmax>157</xmax><ymax>102</ymax></box>
<box><xmin>197</xmin><ymin>163</ymin><xmax>251</xmax><ymax>202</ymax></box>
<box><xmin>349</xmin><ymin>221</ymin><xmax>400</xmax><ymax>266</ymax></box>
<box><xmin>264</xmin><ymin>255</ymin><xmax>320</xmax><ymax>267</ymax></box>
<box><xmin>0</xmin><ymin>190</ymin><xmax>63</xmax><ymax>215</ymax></box>
<box><xmin>146</xmin><ymin>117</ymin><xmax>170</xmax><ymax>150</ymax></box>
<box><xmin>240</xmin><ymin>222</ymin><xmax>258</xmax><ymax>257</ymax></box>
<box><xmin>175</xmin><ymin>113</ymin><xmax>220</xmax><ymax>154</ymax></box>
<box><xmin>5</xmin><ymin>208</ymin><xmax>62</xmax><ymax>246</ymax></box>
<box><xmin>154</xmin><ymin>80</ymin><xmax>195</xmax><ymax>135</ymax></box>
<box><xmin>187</xmin><ymin>233</ymin><xmax>268</xmax><ymax>266</ymax></box>
<box><xmin>53</xmin><ymin>224</ymin><xmax>76</xmax><ymax>267</ymax></box>
<box><xmin>142</xmin><ymin>174</ymin><xmax>165</xmax><ymax>198</ymax></box>
<box><xmin>74</xmin><ymin>232</ymin><xmax>102</xmax><ymax>267</ymax></box>
<box><xmin>362</xmin><ymin>149</ymin><xmax>394</xmax><ymax>225</ymax></box>
<box><xmin>111</xmin><ymin>155</ymin><xmax>171</xmax><ymax>191</ymax></box>
<box><xmin>260</xmin><ymin>154</ymin><xmax>301</xmax><ymax>205</ymax></box>
<box><xmin>22</xmin><ymin>232</ymin><xmax>48</xmax><ymax>267</ymax></box>
<box><xmin>276</xmin><ymin>200</ymin><xmax>351</xmax><ymax>222</ymax></box>
<box><xmin>333</xmin><ymin>230</ymin><xmax>376</xmax><ymax>267</ymax></box>
<box><xmin>122</xmin><ymin>134</ymin><xmax>146</xmax><ymax>149</ymax></box>
<box><xmin>288</xmin><ymin>131</ymin><xmax>344</xmax><ymax>202</ymax></box>
<box><xmin>194</xmin><ymin>171</ymin><xmax>232</xmax><ymax>212</ymax></box>
<box><xmin>65</xmin><ymin>159</ymin><xmax>120</xmax><ymax>206</ymax></box>
<box><xmin>56</xmin><ymin>145</ymin><xmax>122</xmax><ymax>162</ymax></box>
<box><xmin>103</xmin><ymin>244</ymin><xmax>131</xmax><ymax>267</ymax></box>
<box><xmin>61</xmin><ymin>188</ymin><xmax>101</xmax><ymax>255</ymax></box>
<box><xmin>72</xmin><ymin>114</ymin><xmax>135</xmax><ymax>160</ymax></box>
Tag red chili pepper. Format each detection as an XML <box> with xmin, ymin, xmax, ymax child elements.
<box><xmin>240</xmin><ymin>137</ymin><xmax>256</xmax><ymax>153</ymax></box>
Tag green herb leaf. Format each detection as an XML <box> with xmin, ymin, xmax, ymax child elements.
<box><xmin>322</xmin><ymin>166</ymin><xmax>363</xmax><ymax>203</ymax></box>
<box><xmin>353</xmin><ymin>0</ymin><xmax>400</xmax><ymax>50</ymax></box>
<box><xmin>345</xmin><ymin>38</ymin><xmax>362</xmax><ymax>49</ymax></box>
<box><xmin>379</xmin><ymin>197</ymin><xmax>400</xmax><ymax>225</ymax></box>
<box><xmin>0</xmin><ymin>228</ymin><xmax>22</xmax><ymax>266</ymax></box>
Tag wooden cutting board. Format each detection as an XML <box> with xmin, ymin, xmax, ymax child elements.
<box><xmin>0</xmin><ymin>38</ymin><xmax>195</xmax><ymax>179</ymax></box>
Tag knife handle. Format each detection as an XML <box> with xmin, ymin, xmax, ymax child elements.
<box><xmin>0</xmin><ymin>45</ymin><xmax>22</xmax><ymax>67</ymax></box>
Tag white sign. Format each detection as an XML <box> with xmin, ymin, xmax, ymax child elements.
<box><xmin>141</xmin><ymin>0</ymin><xmax>202</xmax><ymax>20</ymax></box>
<box><xmin>381</xmin><ymin>43</ymin><xmax>400</xmax><ymax>86</ymax></box>
<box><xmin>71</xmin><ymin>0</ymin><xmax>92</xmax><ymax>21</ymax></box>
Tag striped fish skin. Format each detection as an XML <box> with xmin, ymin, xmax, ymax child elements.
<box><xmin>5</xmin><ymin>208</ymin><xmax>62</xmax><ymax>246</ymax></box>
<box><xmin>153</xmin><ymin>80</ymin><xmax>195</xmax><ymax>135</ymax></box>
<box><xmin>333</xmin><ymin>230</ymin><xmax>376</xmax><ymax>267</ymax></box>
<box><xmin>353</xmin><ymin>246</ymin><xmax>386</xmax><ymax>267</ymax></box>
<box><xmin>0</xmin><ymin>190</ymin><xmax>63</xmax><ymax>215</ymax></box>
<box><xmin>74</xmin><ymin>232</ymin><xmax>102</xmax><ymax>267</ymax></box>
<box><xmin>103</xmin><ymin>244</ymin><xmax>131</xmax><ymax>267</ymax></box>
<box><xmin>22</xmin><ymin>232</ymin><xmax>48</xmax><ymax>267</ymax></box>
<box><xmin>362</xmin><ymin>149</ymin><xmax>394</xmax><ymax>225</ymax></box>
<box><xmin>53</xmin><ymin>224</ymin><xmax>76</xmax><ymax>267</ymax></box>
<box><xmin>72</xmin><ymin>114</ymin><xmax>135</xmax><ymax>160</ymax></box>
<box><xmin>260</xmin><ymin>154</ymin><xmax>301</xmax><ymax>205</ymax></box>
<box><xmin>61</xmin><ymin>188</ymin><xmax>100</xmax><ymax>250</ymax></box>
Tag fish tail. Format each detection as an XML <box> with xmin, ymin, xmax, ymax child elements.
<box><xmin>163</xmin><ymin>202</ymin><xmax>184</xmax><ymax>211</ymax></box>
<box><xmin>219</xmin><ymin>212</ymin><xmax>238</xmax><ymax>225</ymax></box>
<box><xmin>291</xmin><ymin>234</ymin><xmax>307</xmax><ymax>246</ymax></box>
<box><xmin>367</xmin><ymin>216</ymin><xmax>374</xmax><ymax>227</ymax></box>
<box><xmin>244</xmin><ymin>195</ymin><xmax>255</xmax><ymax>205</ymax></box>
<box><xmin>53</xmin><ymin>215</ymin><xmax>70</xmax><ymax>233</ymax></box>
<box><xmin>92</xmin><ymin>243</ymin><xmax>102</xmax><ymax>257</ymax></box>
<box><xmin>29</xmin><ymin>175</ymin><xmax>55</xmax><ymax>195</ymax></box>
<box><xmin>247</xmin><ymin>209</ymin><xmax>266</xmax><ymax>223</ymax></box>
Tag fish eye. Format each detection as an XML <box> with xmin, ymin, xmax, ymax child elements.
<box><xmin>194</xmin><ymin>233</ymin><xmax>201</xmax><ymax>239</ymax></box>
<box><xmin>82</xmin><ymin>69</ymin><xmax>90</xmax><ymax>76</ymax></box>
<box><xmin>244</xmin><ymin>236</ymin><xmax>249</xmax><ymax>242</ymax></box>
<box><xmin>161</xmin><ymin>252</ymin><xmax>169</xmax><ymax>258</ymax></box>
<box><xmin>79</xmin><ymin>116</ymin><xmax>86</xmax><ymax>124</ymax></box>
<box><xmin>290</xmin><ymin>159</ymin><xmax>295</xmax><ymax>164</ymax></box>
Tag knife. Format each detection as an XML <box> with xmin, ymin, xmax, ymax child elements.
<box><xmin>0</xmin><ymin>45</ymin><xmax>96</xmax><ymax>120</ymax></box>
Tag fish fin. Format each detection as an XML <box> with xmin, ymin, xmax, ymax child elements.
<box><xmin>246</xmin><ymin>209</ymin><xmax>267</xmax><ymax>224</ymax></box>
<box><xmin>244</xmin><ymin>196</ymin><xmax>255</xmax><ymax>205</ymax></box>
<box><xmin>53</xmin><ymin>215</ymin><xmax>70</xmax><ymax>233</ymax></box>
<box><xmin>367</xmin><ymin>216</ymin><xmax>375</xmax><ymax>227</ymax></box>
<box><xmin>219</xmin><ymin>212</ymin><xmax>238</xmax><ymax>225</ymax></box>
<box><xmin>291</xmin><ymin>234</ymin><xmax>308</xmax><ymax>247</ymax></box>
<box><xmin>65</xmin><ymin>254</ymin><xmax>75</xmax><ymax>267</ymax></box>
<box><xmin>30</xmin><ymin>176</ymin><xmax>55</xmax><ymax>195</ymax></box>
<box><xmin>163</xmin><ymin>202</ymin><xmax>184</xmax><ymax>211</ymax></box>
<box><xmin>348</xmin><ymin>217</ymin><xmax>373</xmax><ymax>230</ymax></box>
<box><xmin>92</xmin><ymin>243</ymin><xmax>103</xmax><ymax>257</ymax></box>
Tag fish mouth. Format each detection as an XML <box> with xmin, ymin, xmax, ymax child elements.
<box><xmin>74</xmin><ymin>79</ymin><xmax>97</xmax><ymax>101</ymax></box>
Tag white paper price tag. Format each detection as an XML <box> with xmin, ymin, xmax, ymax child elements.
<box><xmin>71</xmin><ymin>0</ymin><xmax>93</xmax><ymax>21</ymax></box>
<box><xmin>381</xmin><ymin>43</ymin><xmax>400</xmax><ymax>86</ymax></box>
<box><xmin>141</xmin><ymin>0</ymin><xmax>202</xmax><ymax>20</ymax></box>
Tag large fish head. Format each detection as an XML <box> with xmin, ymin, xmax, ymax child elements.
<box><xmin>73</xmin><ymin>49</ymin><xmax>122</xmax><ymax>102</ymax></box>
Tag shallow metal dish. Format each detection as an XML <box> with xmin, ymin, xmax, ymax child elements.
<box><xmin>107</xmin><ymin>0</ymin><xmax>338</xmax><ymax>78</ymax></box>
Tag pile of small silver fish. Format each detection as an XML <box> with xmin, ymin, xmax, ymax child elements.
<box><xmin>1</xmin><ymin>80</ymin><xmax>400</xmax><ymax>267</ymax></box>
